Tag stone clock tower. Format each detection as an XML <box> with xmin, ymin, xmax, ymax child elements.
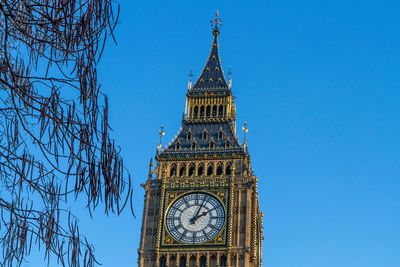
<box><xmin>138</xmin><ymin>14</ymin><xmax>263</xmax><ymax>267</ymax></box>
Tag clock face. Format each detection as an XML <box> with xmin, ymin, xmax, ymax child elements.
<box><xmin>165</xmin><ymin>192</ymin><xmax>225</xmax><ymax>244</ymax></box>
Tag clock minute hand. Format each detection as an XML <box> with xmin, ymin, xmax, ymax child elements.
<box><xmin>191</xmin><ymin>196</ymin><xmax>208</xmax><ymax>223</ymax></box>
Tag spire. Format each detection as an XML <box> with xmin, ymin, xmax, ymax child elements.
<box><xmin>192</xmin><ymin>11</ymin><xmax>229</xmax><ymax>90</ymax></box>
<box><xmin>147</xmin><ymin>158</ymin><xmax>153</xmax><ymax>180</ymax></box>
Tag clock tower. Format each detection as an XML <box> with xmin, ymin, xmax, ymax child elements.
<box><xmin>138</xmin><ymin>13</ymin><xmax>263</xmax><ymax>267</ymax></box>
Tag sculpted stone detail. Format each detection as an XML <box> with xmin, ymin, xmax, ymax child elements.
<box><xmin>138</xmin><ymin>14</ymin><xmax>262</xmax><ymax>267</ymax></box>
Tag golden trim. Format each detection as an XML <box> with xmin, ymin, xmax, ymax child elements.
<box><xmin>161</xmin><ymin>190</ymin><xmax>229</xmax><ymax>247</ymax></box>
<box><xmin>156</xmin><ymin>168</ymin><xmax>167</xmax><ymax>251</ymax></box>
<box><xmin>227</xmin><ymin>164</ymin><xmax>235</xmax><ymax>251</ymax></box>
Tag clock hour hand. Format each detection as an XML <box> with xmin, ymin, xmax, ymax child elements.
<box><xmin>192</xmin><ymin>208</ymin><xmax>212</xmax><ymax>223</ymax></box>
<box><xmin>194</xmin><ymin>211</ymin><xmax>208</xmax><ymax>220</ymax></box>
<box><xmin>191</xmin><ymin>196</ymin><xmax>208</xmax><ymax>224</ymax></box>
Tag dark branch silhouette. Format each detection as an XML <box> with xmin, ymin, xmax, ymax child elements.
<box><xmin>0</xmin><ymin>1</ymin><xmax>132</xmax><ymax>266</ymax></box>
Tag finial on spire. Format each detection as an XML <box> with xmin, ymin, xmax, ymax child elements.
<box><xmin>158</xmin><ymin>125</ymin><xmax>165</xmax><ymax>149</ymax></box>
<box><xmin>242</xmin><ymin>122</ymin><xmax>249</xmax><ymax>145</ymax></box>
<box><xmin>147</xmin><ymin>158</ymin><xmax>153</xmax><ymax>180</ymax></box>
<box><xmin>187</xmin><ymin>69</ymin><xmax>193</xmax><ymax>90</ymax></box>
<box><xmin>189</xmin><ymin>69</ymin><xmax>194</xmax><ymax>82</ymax></box>
<box><xmin>228</xmin><ymin>67</ymin><xmax>232</xmax><ymax>89</ymax></box>
<box><xmin>211</xmin><ymin>10</ymin><xmax>222</xmax><ymax>37</ymax></box>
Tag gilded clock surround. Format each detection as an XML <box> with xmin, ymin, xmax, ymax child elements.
<box><xmin>162</xmin><ymin>190</ymin><xmax>228</xmax><ymax>246</ymax></box>
<box><xmin>138</xmin><ymin>13</ymin><xmax>263</xmax><ymax>267</ymax></box>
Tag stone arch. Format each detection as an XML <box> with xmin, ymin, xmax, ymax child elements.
<box><xmin>194</xmin><ymin>106</ymin><xmax>199</xmax><ymax>119</ymax></box>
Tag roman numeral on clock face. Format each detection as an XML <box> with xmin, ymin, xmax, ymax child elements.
<box><xmin>165</xmin><ymin>192</ymin><xmax>226</xmax><ymax>245</ymax></box>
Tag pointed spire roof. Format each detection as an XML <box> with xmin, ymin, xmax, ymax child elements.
<box><xmin>192</xmin><ymin>12</ymin><xmax>229</xmax><ymax>91</ymax></box>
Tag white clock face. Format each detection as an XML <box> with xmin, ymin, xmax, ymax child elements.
<box><xmin>165</xmin><ymin>192</ymin><xmax>225</xmax><ymax>244</ymax></box>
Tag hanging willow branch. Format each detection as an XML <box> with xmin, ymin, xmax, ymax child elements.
<box><xmin>0</xmin><ymin>1</ymin><xmax>132</xmax><ymax>266</ymax></box>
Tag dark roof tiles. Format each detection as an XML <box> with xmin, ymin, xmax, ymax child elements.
<box><xmin>192</xmin><ymin>34</ymin><xmax>229</xmax><ymax>91</ymax></box>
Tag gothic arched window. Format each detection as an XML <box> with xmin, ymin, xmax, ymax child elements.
<box><xmin>198</xmin><ymin>164</ymin><xmax>204</xmax><ymax>176</ymax></box>
<box><xmin>170</xmin><ymin>164</ymin><xmax>177</xmax><ymax>177</ymax></box>
<box><xmin>189</xmin><ymin>256</ymin><xmax>197</xmax><ymax>267</ymax></box>
<box><xmin>175</xmin><ymin>142</ymin><xmax>181</xmax><ymax>150</ymax></box>
<box><xmin>188</xmin><ymin>163</ymin><xmax>195</xmax><ymax>176</ymax></box>
<box><xmin>225</xmin><ymin>140</ymin><xmax>231</xmax><ymax>148</ymax></box>
<box><xmin>209</xmin><ymin>140</ymin><xmax>215</xmax><ymax>149</ymax></box>
<box><xmin>207</xmin><ymin>163</ymin><xmax>214</xmax><ymax>176</ymax></box>
<box><xmin>200</xmin><ymin>256</ymin><xmax>207</xmax><ymax>267</ymax></box>
<box><xmin>218</xmin><ymin>105</ymin><xmax>224</xmax><ymax>117</ymax></box>
<box><xmin>225</xmin><ymin>163</ymin><xmax>232</xmax><ymax>176</ymax></box>
<box><xmin>209</xmin><ymin>255</ymin><xmax>217</xmax><ymax>267</ymax></box>
<box><xmin>202</xmin><ymin>129</ymin><xmax>208</xmax><ymax>140</ymax></box>
<box><xmin>170</xmin><ymin>256</ymin><xmax>177</xmax><ymax>267</ymax></box>
<box><xmin>187</xmin><ymin>130</ymin><xmax>192</xmax><ymax>141</ymax></box>
<box><xmin>200</xmin><ymin>106</ymin><xmax>205</xmax><ymax>118</ymax></box>
<box><xmin>218</xmin><ymin>129</ymin><xmax>224</xmax><ymax>139</ymax></box>
<box><xmin>212</xmin><ymin>105</ymin><xmax>217</xmax><ymax>117</ymax></box>
<box><xmin>191</xmin><ymin>141</ymin><xmax>197</xmax><ymax>150</ymax></box>
<box><xmin>179</xmin><ymin>164</ymin><xmax>186</xmax><ymax>177</ymax></box>
<box><xmin>220</xmin><ymin>255</ymin><xmax>227</xmax><ymax>267</ymax></box>
<box><xmin>180</xmin><ymin>256</ymin><xmax>186</xmax><ymax>267</ymax></box>
<box><xmin>160</xmin><ymin>256</ymin><xmax>166</xmax><ymax>267</ymax></box>
<box><xmin>194</xmin><ymin>106</ymin><xmax>199</xmax><ymax>119</ymax></box>
<box><xmin>206</xmin><ymin>105</ymin><xmax>211</xmax><ymax>118</ymax></box>
<box><xmin>216</xmin><ymin>163</ymin><xmax>223</xmax><ymax>176</ymax></box>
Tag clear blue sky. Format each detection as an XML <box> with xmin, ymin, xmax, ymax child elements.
<box><xmin>28</xmin><ymin>0</ymin><xmax>400</xmax><ymax>266</ymax></box>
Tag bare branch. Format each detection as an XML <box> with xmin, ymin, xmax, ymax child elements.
<box><xmin>0</xmin><ymin>1</ymin><xmax>132</xmax><ymax>266</ymax></box>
